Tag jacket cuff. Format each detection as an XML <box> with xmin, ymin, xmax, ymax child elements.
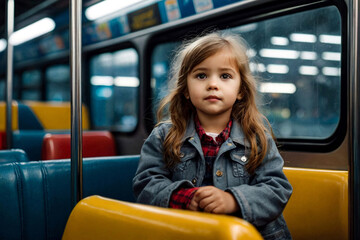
<box><xmin>169</xmin><ymin>187</ymin><xmax>199</xmax><ymax>209</ymax></box>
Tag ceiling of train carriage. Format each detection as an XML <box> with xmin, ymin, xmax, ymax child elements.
<box><xmin>0</xmin><ymin>0</ymin><xmax>101</xmax><ymax>32</ymax></box>
<box><xmin>0</xmin><ymin>0</ymin><xmax>46</xmax><ymax>30</ymax></box>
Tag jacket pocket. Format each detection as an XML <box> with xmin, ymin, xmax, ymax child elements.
<box><xmin>230</xmin><ymin>149</ymin><xmax>250</xmax><ymax>178</ymax></box>
<box><xmin>177</xmin><ymin>151</ymin><xmax>196</xmax><ymax>171</ymax></box>
<box><xmin>171</xmin><ymin>151</ymin><xmax>197</xmax><ymax>182</ymax></box>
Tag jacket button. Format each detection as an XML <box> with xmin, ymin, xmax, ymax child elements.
<box><xmin>241</xmin><ymin>156</ymin><xmax>247</xmax><ymax>162</ymax></box>
<box><xmin>191</xmin><ymin>178</ymin><xmax>197</xmax><ymax>185</ymax></box>
<box><xmin>216</xmin><ymin>170</ymin><xmax>223</xmax><ymax>177</ymax></box>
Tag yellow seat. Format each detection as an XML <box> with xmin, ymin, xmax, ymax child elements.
<box><xmin>62</xmin><ymin>195</ymin><xmax>263</xmax><ymax>240</ymax></box>
<box><xmin>25</xmin><ymin>101</ymin><xmax>90</xmax><ymax>130</ymax></box>
<box><xmin>0</xmin><ymin>101</ymin><xmax>18</xmax><ymax>131</ymax></box>
<box><xmin>283</xmin><ymin>167</ymin><xmax>348</xmax><ymax>240</ymax></box>
<box><xmin>0</xmin><ymin>101</ymin><xmax>90</xmax><ymax>131</ymax></box>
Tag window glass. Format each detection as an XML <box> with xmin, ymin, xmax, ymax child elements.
<box><xmin>151</xmin><ymin>42</ymin><xmax>180</xmax><ymax>118</ymax></box>
<box><xmin>0</xmin><ymin>79</ymin><xmax>4</xmax><ymax>100</ymax></box>
<box><xmin>13</xmin><ymin>75</ymin><xmax>20</xmax><ymax>100</ymax></box>
<box><xmin>0</xmin><ymin>76</ymin><xmax>20</xmax><ymax>100</ymax></box>
<box><xmin>46</xmin><ymin>65</ymin><xmax>70</xmax><ymax>101</ymax></box>
<box><xmin>90</xmin><ymin>48</ymin><xmax>139</xmax><ymax>132</ymax></box>
<box><xmin>151</xmin><ymin>6</ymin><xmax>341</xmax><ymax>139</ymax></box>
<box><xmin>22</xmin><ymin>70</ymin><xmax>42</xmax><ymax>100</ymax></box>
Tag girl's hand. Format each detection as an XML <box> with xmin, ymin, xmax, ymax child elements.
<box><xmin>188</xmin><ymin>186</ymin><xmax>239</xmax><ymax>214</ymax></box>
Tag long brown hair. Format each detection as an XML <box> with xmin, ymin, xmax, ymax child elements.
<box><xmin>157</xmin><ymin>32</ymin><xmax>273</xmax><ymax>174</ymax></box>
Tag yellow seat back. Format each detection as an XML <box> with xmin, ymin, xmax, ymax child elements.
<box><xmin>0</xmin><ymin>102</ymin><xmax>18</xmax><ymax>131</ymax></box>
<box><xmin>62</xmin><ymin>195</ymin><xmax>263</xmax><ymax>240</ymax></box>
<box><xmin>283</xmin><ymin>167</ymin><xmax>348</xmax><ymax>240</ymax></box>
<box><xmin>25</xmin><ymin>101</ymin><xmax>90</xmax><ymax>130</ymax></box>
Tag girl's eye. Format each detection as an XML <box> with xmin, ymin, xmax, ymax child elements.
<box><xmin>221</xmin><ymin>73</ymin><xmax>232</xmax><ymax>79</ymax></box>
<box><xmin>196</xmin><ymin>73</ymin><xmax>207</xmax><ymax>79</ymax></box>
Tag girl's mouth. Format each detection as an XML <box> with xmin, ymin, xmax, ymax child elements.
<box><xmin>205</xmin><ymin>95</ymin><xmax>221</xmax><ymax>101</ymax></box>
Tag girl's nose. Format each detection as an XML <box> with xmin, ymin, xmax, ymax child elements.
<box><xmin>207</xmin><ymin>77</ymin><xmax>219</xmax><ymax>90</ymax></box>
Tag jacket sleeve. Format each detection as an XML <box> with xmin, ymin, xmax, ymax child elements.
<box><xmin>132</xmin><ymin>125</ymin><xmax>194</xmax><ymax>207</ymax></box>
<box><xmin>226</xmin><ymin>137</ymin><xmax>292</xmax><ymax>227</ymax></box>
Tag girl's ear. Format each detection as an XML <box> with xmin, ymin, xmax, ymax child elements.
<box><xmin>237</xmin><ymin>92</ymin><xmax>242</xmax><ymax>100</ymax></box>
<box><xmin>184</xmin><ymin>91</ymin><xmax>190</xmax><ymax>99</ymax></box>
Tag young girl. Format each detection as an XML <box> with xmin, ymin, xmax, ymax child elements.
<box><xmin>133</xmin><ymin>32</ymin><xmax>292</xmax><ymax>240</ymax></box>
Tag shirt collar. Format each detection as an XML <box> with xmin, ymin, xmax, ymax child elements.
<box><xmin>194</xmin><ymin>116</ymin><xmax>232</xmax><ymax>144</ymax></box>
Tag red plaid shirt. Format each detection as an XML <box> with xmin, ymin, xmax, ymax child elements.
<box><xmin>169</xmin><ymin>117</ymin><xmax>232</xmax><ymax>209</ymax></box>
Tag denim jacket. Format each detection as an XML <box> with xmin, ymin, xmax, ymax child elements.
<box><xmin>133</xmin><ymin>120</ymin><xmax>293</xmax><ymax>239</ymax></box>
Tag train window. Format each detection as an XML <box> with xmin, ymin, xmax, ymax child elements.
<box><xmin>46</xmin><ymin>65</ymin><xmax>70</xmax><ymax>101</ymax></box>
<box><xmin>0</xmin><ymin>79</ymin><xmax>4</xmax><ymax>100</ymax></box>
<box><xmin>234</xmin><ymin>6</ymin><xmax>341</xmax><ymax>139</ymax></box>
<box><xmin>151</xmin><ymin>42</ymin><xmax>180</xmax><ymax>118</ymax></box>
<box><xmin>90</xmin><ymin>48</ymin><xmax>139</xmax><ymax>132</ymax></box>
<box><xmin>22</xmin><ymin>70</ymin><xmax>42</xmax><ymax>100</ymax></box>
<box><xmin>151</xmin><ymin>5</ymin><xmax>341</xmax><ymax>140</ymax></box>
<box><xmin>0</xmin><ymin>77</ymin><xmax>19</xmax><ymax>100</ymax></box>
<box><xmin>13</xmin><ymin>74</ymin><xmax>20</xmax><ymax>100</ymax></box>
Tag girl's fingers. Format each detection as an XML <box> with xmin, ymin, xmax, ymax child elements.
<box><xmin>193</xmin><ymin>186</ymin><xmax>215</xmax><ymax>201</ymax></box>
<box><xmin>209</xmin><ymin>205</ymin><xmax>223</xmax><ymax>214</ymax></box>
<box><xmin>189</xmin><ymin>186</ymin><xmax>238</xmax><ymax>214</ymax></box>
<box><xmin>188</xmin><ymin>198</ymin><xmax>200</xmax><ymax>211</ymax></box>
<box><xmin>198</xmin><ymin>195</ymin><xmax>214</xmax><ymax>209</ymax></box>
<box><xmin>202</xmin><ymin>201</ymin><xmax>218</xmax><ymax>213</ymax></box>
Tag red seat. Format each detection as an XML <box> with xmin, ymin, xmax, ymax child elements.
<box><xmin>0</xmin><ymin>132</ymin><xmax>6</xmax><ymax>149</ymax></box>
<box><xmin>41</xmin><ymin>131</ymin><xmax>116</xmax><ymax>160</ymax></box>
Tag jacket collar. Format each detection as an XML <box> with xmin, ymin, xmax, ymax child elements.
<box><xmin>183</xmin><ymin>117</ymin><xmax>250</xmax><ymax>147</ymax></box>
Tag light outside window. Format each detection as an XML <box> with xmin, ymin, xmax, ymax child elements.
<box><xmin>151</xmin><ymin>6</ymin><xmax>341</xmax><ymax>139</ymax></box>
<box><xmin>46</xmin><ymin>65</ymin><xmax>70</xmax><ymax>101</ymax></box>
<box><xmin>90</xmin><ymin>48</ymin><xmax>139</xmax><ymax>132</ymax></box>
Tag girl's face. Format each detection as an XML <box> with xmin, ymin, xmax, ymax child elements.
<box><xmin>185</xmin><ymin>48</ymin><xmax>241</xmax><ymax>122</ymax></box>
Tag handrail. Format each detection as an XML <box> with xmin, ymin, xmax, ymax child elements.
<box><xmin>350</xmin><ymin>0</ymin><xmax>360</xmax><ymax>239</ymax></box>
<box><xmin>5</xmin><ymin>0</ymin><xmax>14</xmax><ymax>149</ymax></box>
<box><xmin>69</xmin><ymin>0</ymin><xmax>83</xmax><ymax>207</ymax></box>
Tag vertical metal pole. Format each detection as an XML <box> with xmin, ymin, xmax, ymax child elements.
<box><xmin>5</xmin><ymin>0</ymin><xmax>14</xmax><ymax>149</ymax></box>
<box><xmin>350</xmin><ymin>0</ymin><xmax>360</xmax><ymax>239</ymax></box>
<box><xmin>70</xmin><ymin>0</ymin><xmax>83</xmax><ymax>207</ymax></box>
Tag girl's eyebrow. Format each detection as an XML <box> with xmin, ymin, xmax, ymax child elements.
<box><xmin>191</xmin><ymin>67</ymin><xmax>208</xmax><ymax>72</ymax></box>
<box><xmin>219</xmin><ymin>67</ymin><xmax>237</xmax><ymax>73</ymax></box>
<box><xmin>191</xmin><ymin>67</ymin><xmax>237</xmax><ymax>73</ymax></box>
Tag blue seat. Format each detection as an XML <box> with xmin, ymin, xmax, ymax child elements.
<box><xmin>10</xmin><ymin>102</ymin><xmax>45</xmax><ymax>161</ymax></box>
<box><xmin>12</xmin><ymin>130</ymin><xmax>47</xmax><ymax>161</ymax></box>
<box><xmin>0</xmin><ymin>155</ymin><xmax>139</xmax><ymax>240</ymax></box>
<box><xmin>0</xmin><ymin>149</ymin><xmax>29</xmax><ymax>163</ymax></box>
<box><xmin>17</xmin><ymin>103</ymin><xmax>44</xmax><ymax>130</ymax></box>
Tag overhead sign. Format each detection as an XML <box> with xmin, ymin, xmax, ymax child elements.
<box><xmin>128</xmin><ymin>3</ymin><xmax>162</xmax><ymax>32</ymax></box>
